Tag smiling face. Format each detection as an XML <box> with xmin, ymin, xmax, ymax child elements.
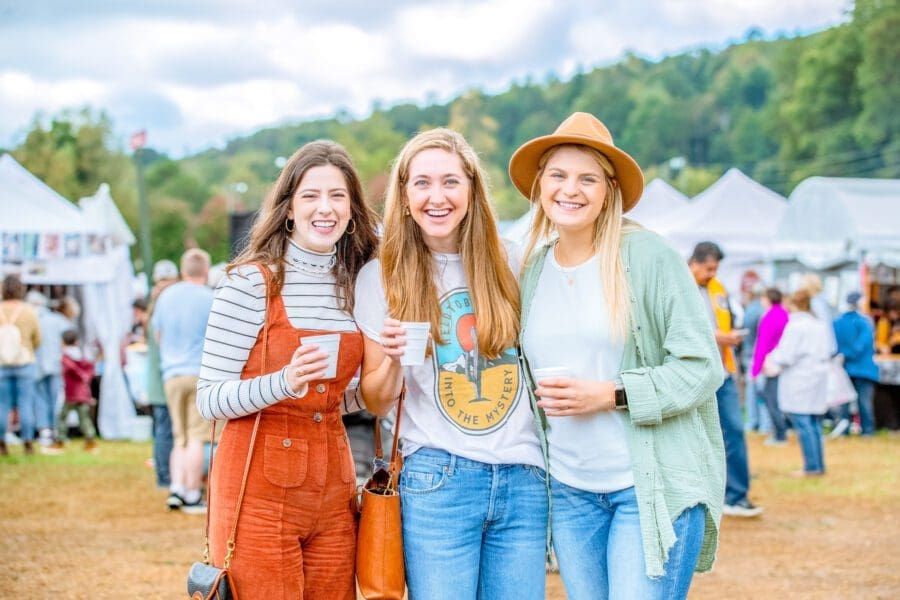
<box><xmin>287</xmin><ymin>164</ymin><xmax>352</xmax><ymax>253</ymax></box>
<box><xmin>538</xmin><ymin>146</ymin><xmax>609</xmax><ymax>237</ymax></box>
<box><xmin>405</xmin><ymin>147</ymin><xmax>470</xmax><ymax>253</ymax></box>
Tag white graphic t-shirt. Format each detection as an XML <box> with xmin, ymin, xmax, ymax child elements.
<box><xmin>353</xmin><ymin>252</ymin><xmax>543</xmax><ymax>467</ymax></box>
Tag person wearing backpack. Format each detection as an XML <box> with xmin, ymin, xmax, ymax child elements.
<box><xmin>0</xmin><ymin>274</ymin><xmax>42</xmax><ymax>456</ymax></box>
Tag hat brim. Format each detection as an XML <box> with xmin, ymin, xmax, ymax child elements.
<box><xmin>508</xmin><ymin>133</ymin><xmax>645</xmax><ymax>213</ymax></box>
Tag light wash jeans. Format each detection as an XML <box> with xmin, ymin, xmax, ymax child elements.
<box><xmin>788</xmin><ymin>413</ymin><xmax>825</xmax><ymax>474</ymax></box>
<box><xmin>0</xmin><ymin>363</ymin><xmax>38</xmax><ymax>441</ymax></box>
<box><xmin>399</xmin><ymin>447</ymin><xmax>548</xmax><ymax>600</ymax></box>
<box><xmin>34</xmin><ymin>374</ymin><xmax>62</xmax><ymax>433</ymax></box>
<box><xmin>551</xmin><ymin>479</ymin><xmax>706</xmax><ymax>600</ymax></box>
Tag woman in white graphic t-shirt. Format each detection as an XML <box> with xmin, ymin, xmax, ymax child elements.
<box><xmin>353</xmin><ymin>128</ymin><xmax>547</xmax><ymax>600</ymax></box>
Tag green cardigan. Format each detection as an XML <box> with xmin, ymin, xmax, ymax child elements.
<box><xmin>519</xmin><ymin>228</ymin><xmax>725</xmax><ymax>578</ymax></box>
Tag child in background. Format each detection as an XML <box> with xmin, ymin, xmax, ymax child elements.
<box><xmin>50</xmin><ymin>330</ymin><xmax>98</xmax><ymax>452</ymax></box>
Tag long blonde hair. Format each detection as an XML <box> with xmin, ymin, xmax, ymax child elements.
<box><xmin>521</xmin><ymin>144</ymin><xmax>638</xmax><ymax>338</ymax></box>
<box><xmin>381</xmin><ymin>128</ymin><xmax>520</xmax><ymax>358</ymax></box>
<box><xmin>229</xmin><ymin>140</ymin><xmax>379</xmax><ymax>313</ymax></box>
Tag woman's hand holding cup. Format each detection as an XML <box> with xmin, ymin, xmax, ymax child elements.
<box><xmin>380</xmin><ymin>318</ymin><xmax>408</xmax><ymax>363</ymax></box>
<box><xmin>285</xmin><ymin>343</ymin><xmax>329</xmax><ymax>394</ymax></box>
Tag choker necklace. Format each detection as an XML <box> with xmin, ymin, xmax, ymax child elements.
<box><xmin>291</xmin><ymin>253</ymin><xmax>336</xmax><ymax>276</ymax></box>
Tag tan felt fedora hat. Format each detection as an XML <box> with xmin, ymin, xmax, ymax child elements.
<box><xmin>508</xmin><ymin>112</ymin><xmax>644</xmax><ymax>212</ymax></box>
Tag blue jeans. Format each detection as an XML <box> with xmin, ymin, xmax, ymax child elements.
<box><xmin>789</xmin><ymin>413</ymin><xmax>825</xmax><ymax>474</ymax></box>
<box><xmin>551</xmin><ymin>480</ymin><xmax>706</xmax><ymax>600</ymax></box>
<box><xmin>0</xmin><ymin>363</ymin><xmax>38</xmax><ymax>441</ymax></box>
<box><xmin>743</xmin><ymin>370</ymin><xmax>771</xmax><ymax>433</ymax></box>
<box><xmin>151</xmin><ymin>404</ymin><xmax>173</xmax><ymax>488</ymax></box>
<box><xmin>34</xmin><ymin>374</ymin><xmax>62</xmax><ymax>433</ymax></box>
<box><xmin>761</xmin><ymin>376</ymin><xmax>788</xmax><ymax>442</ymax></box>
<box><xmin>400</xmin><ymin>447</ymin><xmax>548</xmax><ymax>600</ymax></box>
<box><xmin>840</xmin><ymin>378</ymin><xmax>876</xmax><ymax>435</ymax></box>
<box><xmin>716</xmin><ymin>376</ymin><xmax>751</xmax><ymax>504</ymax></box>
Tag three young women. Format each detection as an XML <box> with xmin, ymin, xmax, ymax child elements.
<box><xmin>353</xmin><ymin>128</ymin><xmax>548</xmax><ymax>599</ymax></box>
<box><xmin>509</xmin><ymin>112</ymin><xmax>725</xmax><ymax>599</ymax></box>
<box><xmin>196</xmin><ymin>140</ymin><xmax>378</xmax><ymax>599</ymax></box>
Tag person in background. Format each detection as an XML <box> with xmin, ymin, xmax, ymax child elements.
<box><xmin>800</xmin><ymin>273</ymin><xmax>837</xmax><ymax>351</ymax></box>
<box><xmin>151</xmin><ymin>248</ymin><xmax>214</xmax><ymax>514</ymax></box>
<box><xmin>512</xmin><ymin>112</ymin><xmax>725</xmax><ymax>599</ymax></box>
<box><xmin>0</xmin><ymin>274</ymin><xmax>41</xmax><ymax>456</ymax></box>
<box><xmin>875</xmin><ymin>299</ymin><xmax>900</xmax><ymax>354</ymax></box>
<box><xmin>833</xmin><ymin>291</ymin><xmax>879</xmax><ymax>436</ymax></box>
<box><xmin>145</xmin><ymin>259</ymin><xmax>180</xmax><ymax>488</ymax></box>
<box><xmin>50</xmin><ymin>329</ymin><xmax>97</xmax><ymax>452</ymax></box>
<box><xmin>765</xmin><ymin>289</ymin><xmax>834</xmax><ymax>477</ymax></box>
<box><xmin>689</xmin><ymin>242</ymin><xmax>763</xmax><ymax>518</ymax></box>
<box><xmin>751</xmin><ymin>287</ymin><xmax>790</xmax><ymax>446</ymax></box>
<box><xmin>740</xmin><ymin>284</ymin><xmax>770</xmax><ymax>434</ymax></box>
<box><xmin>25</xmin><ymin>291</ymin><xmax>70</xmax><ymax>447</ymax></box>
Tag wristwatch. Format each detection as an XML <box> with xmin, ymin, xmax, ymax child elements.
<box><xmin>614</xmin><ymin>377</ymin><xmax>628</xmax><ymax>410</ymax></box>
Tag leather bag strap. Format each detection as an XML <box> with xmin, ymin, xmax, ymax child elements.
<box><xmin>372</xmin><ymin>380</ymin><xmax>404</xmax><ymax>488</ymax></box>
<box><xmin>202</xmin><ymin>263</ymin><xmax>270</xmax><ymax>568</ymax></box>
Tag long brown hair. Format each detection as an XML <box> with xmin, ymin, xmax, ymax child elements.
<box><xmin>229</xmin><ymin>140</ymin><xmax>379</xmax><ymax>313</ymax></box>
<box><xmin>381</xmin><ymin>128</ymin><xmax>520</xmax><ymax>359</ymax></box>
<box><xmin>521</xmin><ymin>144</ymin><xmax>638</xmax><ymax>339</ymax></box>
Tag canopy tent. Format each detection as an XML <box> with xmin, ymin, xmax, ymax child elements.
<box><xmin>653</xmin><ymin>168</ymin><xmax>787</xmax><ymax>293</ymax></box>
<box><xmin>1</xmin><ymin>154</ymin><xmax>137</xmax><ymax>439</ymax></box>
<box><xmin>774</xmin><ymin>177</ymin><xmax>900</xmax><ymax>269</ymax></box>
<box><xmin>626</xmin><ymin>178</ymin><xmax>689</xmax><ymax>231</ymax></box>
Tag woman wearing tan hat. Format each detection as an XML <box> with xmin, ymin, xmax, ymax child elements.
<box><xmin>511</xmin><ymin>112</ymin><xmax>725</xmax><ymax>598</ymax></box>
<box><xmin>354</xmin><ymin>128</ymin><xmax>547</xmax><ymax>599</ymax></box>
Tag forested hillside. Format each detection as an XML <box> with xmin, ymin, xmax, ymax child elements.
<box><xmin>7</xmin><ymin>0</ymin><xmax>899</xmax><ymax>265</ymax></box>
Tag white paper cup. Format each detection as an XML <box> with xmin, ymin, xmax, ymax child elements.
<box><xmin>300</xmin><ymin>334</ymin><xmax>341</xmax><ymax>379</ymax></box>
<box><xmin>532</xmin><ymin>366</ymin><xmax>572</xmax><ymax>383</ymax></box>
<box><xmin>400</xmin><ymin>322</ymin><xmax>430</xmax><ymax>366</ymax></box>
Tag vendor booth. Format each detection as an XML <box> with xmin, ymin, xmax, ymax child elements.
<box><xmin>1</xmin><ymin>154</ymin><xmax>137</xmax><ymax>439</ymax></box>
<box><xmin>626</xmin><ymin>178</ymin><xmax>689</xmax><ymax>231</ymax></box>
<box><xmin>774</xmin><ymin>176</ymin><xmax>900</xmax><ymax>429</ymax></box>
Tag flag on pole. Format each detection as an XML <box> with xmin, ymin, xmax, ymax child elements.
<box><xmin>129</xmin><ymin>130</ymin><xmax>147</xmax><ymax>151</ymax></box>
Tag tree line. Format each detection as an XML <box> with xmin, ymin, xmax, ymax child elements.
<box><xmin>5</xmin><ymin>0</ymin><xmax>898</xmax><ymax>267</ymax></box>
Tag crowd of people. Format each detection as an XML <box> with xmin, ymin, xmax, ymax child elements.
<box><xmin>0</xmin><ymin>274</ymin><xmax>98</xmax><ymax>455</ymax></box>
<box><xmin>1</xmin><ymin>111</ymin><xmax>894</xmax><ymax>600</ymax></box>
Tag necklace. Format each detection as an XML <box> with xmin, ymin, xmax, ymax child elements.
<box><xmin>291</xmin><ymin>253</ymin><xmax>336</xmax><ymax>276</ymax></box>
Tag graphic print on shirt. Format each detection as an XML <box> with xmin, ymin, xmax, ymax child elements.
<box><xmin>434</xmin><ymin>289</ymin><xmax>520</xmax><ymax>434</ymax></box>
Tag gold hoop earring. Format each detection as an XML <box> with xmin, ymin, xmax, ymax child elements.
<box><xmin>284</xmin><ymin>218</ymin><xmax>294</xmax><ymax>233</ymax></box>
<box><xmin>345</xmin><ymin>219</ymin><xmax>356</xmax><ymax>235</ymax></box>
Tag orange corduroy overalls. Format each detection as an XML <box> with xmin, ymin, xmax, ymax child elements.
<box><xmin>209</xmin><ymin>268</ymin><xmax>361</xmax><ymax>599</ymax></box>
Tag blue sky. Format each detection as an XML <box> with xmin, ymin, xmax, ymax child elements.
<box><xmin>0</xmin><ymin>0</ymin><xmax>849</xmax><ymax>156</ymax></box>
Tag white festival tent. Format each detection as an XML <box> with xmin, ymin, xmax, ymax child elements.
<box><xmin>775</xmin><ymin>177</ymin><xmax>900</xmax><ymax>269</ymax></box>
<box><xmin>626</xmin><ymin>178</ymin><xmax>689</xmax><ymax>230</ymax></box>
<box><xmin>772</xmin><ymin>177</ymin><xmax>900</xmax><ymax>307</ymax></box>
<box><xmin>0</xmin><ymin>154</ymin><xmax>137</xmax><ymax>439</ymax></box>
<box><xmin>654</xmin><ymin>168</ymin><xmax>788</xmax><ymax>292</ymax></box>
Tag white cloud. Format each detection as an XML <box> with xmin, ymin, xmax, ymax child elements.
<box><xmin>0</xmin><ymin>1</ymin><xmax>849</xmax><ymax>156</ymax></box>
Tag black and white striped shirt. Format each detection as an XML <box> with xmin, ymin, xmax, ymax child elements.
<box><xmin>196</xmin><ymin>241</ymin><xmax>364</xmax><ymax>421</ymax></box>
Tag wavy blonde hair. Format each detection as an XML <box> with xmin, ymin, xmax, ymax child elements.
<box><xmin>381</xmin><ymin>128</ymin><xmax>520</xmax><ymax>358</ymax></box>
<box><xmin>229</xmin><ymin>140</ymin><xmax>379</xmax><ymax>313</ymax></box>
<box><xmin>521</xmin><ymin>144</ymin><xmax>639</xmax><ymax>339</ymax></box>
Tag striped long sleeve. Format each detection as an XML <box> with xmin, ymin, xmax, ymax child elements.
<box><xmin>196</xmin><ymin>261</ymin><xmax>365</xmax><ymax>421</ymax></box>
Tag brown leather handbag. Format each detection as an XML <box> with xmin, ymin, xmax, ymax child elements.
<box><xmin>356</xmin><ymin>384</ymin><xmax>406</xmax><ymax>600</ymax></box>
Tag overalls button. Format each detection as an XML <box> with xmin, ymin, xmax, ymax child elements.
<box><xmin>313</xmin><ymin>412</ymin><xmax>323</xmax><ymax>423</ymax></box>
<box><xmin>316</xmin><ymin>383</ymin><xmax>326</xmax><ymax>393</ymax></box>
<box><xmin>282</xmin><ymin>438</ymin><xmax>292</xmax><ymax>448</ymax></box>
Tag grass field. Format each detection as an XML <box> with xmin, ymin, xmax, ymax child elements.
<box><xmin>1</xmin><ymin>431</ymin><xmax>899</xmax><ymax>599</ymax></box>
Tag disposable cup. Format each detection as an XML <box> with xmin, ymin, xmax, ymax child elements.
<box><xmin>300</xmin><ymin>333</ymin><xmax>341</xmax><ymax>379</ymax></box>
<box><xmin>400</xmin><ymin>322</ymin><xmax>430</xmax><ymax>366</ymax></box>
<box><xmin>532</xmin><ymin>366</ymin><xmax>572</xmax><ymax>384</ymax></box>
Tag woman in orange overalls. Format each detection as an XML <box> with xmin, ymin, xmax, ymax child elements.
<box><xmin>196</xmin><ymin>140</ymin><xmax>379</xmax><ymax>598</ymax></box>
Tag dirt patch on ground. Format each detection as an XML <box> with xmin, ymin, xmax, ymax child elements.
<box><xmin>1</xmin><ymin>432</ymin><xmax>898</xmax><ymax>598</ymax></box>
